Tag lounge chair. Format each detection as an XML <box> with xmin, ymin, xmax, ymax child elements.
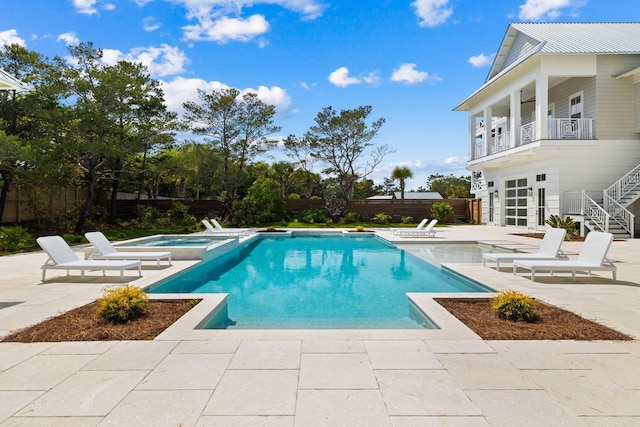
<box><xmin>513</xmin><ymin>231</ymin><xmax>616</xmax><ymax>282</ymax></box>
<box><xmin>202</xmin><ymin>219</ymin><xmax>249</xmax><ymax>236</ymax></box>
<box><xmin>483</xmin><ymin>228</ymin><xmax>567</xmax><ymax>270</ymax></box>
<box><xmin>37</xmin><ymin>235</ymin><xmax>142</xmax><ymax>282</ymax></box>
<box><xmin>85</xmin><ymin>231</ymin><xmax>171</xmax><ymax>268</ymax></box>
<box><xmin>396</xmin><ymin>219</ymin><xmax>438</xmax><ymax>237</ymax></box>
<box><xmin>391</xmin><ymin>218</ymin><xmax>429</xmax><ymax>235</ymax></box>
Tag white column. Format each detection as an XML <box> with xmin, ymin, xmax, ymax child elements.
<box><xmin>483</xmin><ymin>106</ymin><xmax>492</xmax><ymax>156</ymax></box>
<box><xmin>535</xmin><ymin>74</ymin><xmax>549</xmax><ymax>140</ymax></box>
<box><xmin>510</xmin><ymin>90</ymin><xmax>521</xmax><ymax>147</ymax></box>
<box><xmin>469</xmin><ymin>113</ymin><xmax>476</xmax><ymax>159</ymax></box>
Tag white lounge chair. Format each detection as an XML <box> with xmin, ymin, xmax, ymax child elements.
<box><xmin>202</xmin><ymin>219</ymin><xmax>249</xmax><ymax>236</ymax></box>
<box><xmin>513</xmin><ymin>231</ymin><xmax>616</xmax><ymax>282</ymax></box>
<box><xmin>396</xmin><ymin>219</ymin><xmax>438</xmax><ymax>237</ymax></box>
<box><xmin>483</xmin><ymin>228</ymin><xmax>567</xmax><ymax>270</ymax></box>
<box><xmin>85</xmin><ymin>231</ymin><xmax>171</xmax><ymax>268</ymax></box>
<box><xmin>37</xmin><ymin>235</ymin><xmax>142</xmax><ymax>282</ymax></box>
<box><xmin>391</xmin><ymin>218</ymin><xmax>429</xmax><ymax>235</ymax></box>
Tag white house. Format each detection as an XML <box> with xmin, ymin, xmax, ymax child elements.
<box><xmin>455</xmin><ymin>23</ymin><xmax>640</xmax><ymax>238</ymax></box>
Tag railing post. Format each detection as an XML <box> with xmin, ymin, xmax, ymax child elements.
<box><xmin>580</xmin><ymin>190</ymin><xmax>586</xmax><ymax>215</ymax></box>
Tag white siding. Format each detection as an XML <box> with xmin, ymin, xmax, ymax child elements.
<box><xmin>635</xmin><ymin>82</ymin><xmax>640</xmax><ymax>133</ymax></box>
<box><xmin>595</xmin><ymin>55</ymin><xmax>640</xmax><ymax>140</ymax></box>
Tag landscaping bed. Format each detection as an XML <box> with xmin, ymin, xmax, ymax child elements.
<box><xmin>437</xmin><ymin>298</ymin><xmax>632</xmax><ymax>340</ymax></box>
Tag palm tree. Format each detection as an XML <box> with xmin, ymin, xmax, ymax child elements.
<box><xmin>391</xmin><ymin>166</ymin><xmax>413</xmax><ymax>201</ymax></box>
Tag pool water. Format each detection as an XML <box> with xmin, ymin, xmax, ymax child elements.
<box><xmin>148</xmin><ymin>235</ymin><xmax>492</xmax><ymax>329</ymax></box>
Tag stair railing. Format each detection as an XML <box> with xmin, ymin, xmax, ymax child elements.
<box><xmin>603</xmin><ymin>193</ymin><xmax>635</xmax><ymax>237</ymax></box>
<box><xmin>581</xmin><ymin>191</ymin><xmax>610</xmax><ymax>233</ymax></box>
<box><xmin>604</xmin><ymin>164</ymin><xmax>640</xmax><ymax>207</ymax></box>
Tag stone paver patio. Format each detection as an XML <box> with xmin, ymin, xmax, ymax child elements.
<box><xmin>1</xmin><ymin>225</ymin><xmax>639</xmax><ymax>426</ymax></box>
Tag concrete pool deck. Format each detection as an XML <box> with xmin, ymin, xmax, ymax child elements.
<box><xmin>0</xmin><ymin>225</ymin><xmax>639</xmax><ymax>426</ymax></box>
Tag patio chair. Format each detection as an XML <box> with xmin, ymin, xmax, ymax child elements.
<box><xmin>37</xmin><ymin>235</ymin><xmax>142</xmax><ymax>282</ymax></box>
<box><xmin>513</xmin><ymin>231</ymin><xmax>616</xmax><ymax>282</ymax></box>
<box><xmin>396</xmin><ymin>219</ymin><xmax>438</xmax><ymax>237</ymax></box>
<box><xmin>202</xmin><ymin>219</ymin><xmax>250</xmax><ymax>236</ymax></box>
<box><xmin>483</xmin><ymin>228</ymin><xmax>567</xmax><ymax>270</ymax></box>
<box><xmin>85</xmin><ymin>231</ymin><xmax>171</xmax><ymax>268</ymax></box>
<box><xmin>391</xmin><ymin>218</ymin><xmax>429</xmax><ymax>235</ymax></box>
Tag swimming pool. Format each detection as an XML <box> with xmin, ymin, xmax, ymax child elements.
<box><xmin>113</xmin><ymin>234</ymin><xmax>241</xmax><ymax>260</ymax></box>
<box><xmin>148</xmin><ymin>234</ymin><xmax>492</xmax><ymax>329</ymax></box>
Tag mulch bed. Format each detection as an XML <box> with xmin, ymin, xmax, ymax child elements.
<box><xmin>437</xmin><ymin>298</ymin><xmax>632</xmax><ymax>340</ymax></box>
<box><xmin>2</xmin><ymin>300</ymin><xmax>194</xmax><ymax>342</ymax></box>
<box><xmin>3</xmin><ymin>298</ymin><xmax>633</xmax><ymax>342</ymax></box>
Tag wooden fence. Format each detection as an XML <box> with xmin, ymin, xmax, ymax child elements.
<box><xmin>1</xmin><ymin>187</ymin><xmax>88</xmax><ymax>224</ymax></box>
<box><xmin>2</xmin><ymin>192</ymin><xmax>478</xmax><ymax>225</ymax></box>
<box><xmin>114</xmin><ymin>197</ymin><xmax>472</xmax><ymax>223</ymax></box>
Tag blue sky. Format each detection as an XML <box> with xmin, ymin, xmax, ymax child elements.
<box><xmin>2</xmin><ymin>0</ymin><xmax>637</xmax><ymax>190</ymax></box>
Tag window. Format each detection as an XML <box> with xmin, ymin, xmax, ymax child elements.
<box><xmin>536</xmin><ymin>174</ymin><xmax>546</xmax><ymax>182</ymax></box>
<box><xmin>569</xmin><ymin>91</ymin><xmax>583</xmax><ymax>119</ymax></box>
<box><xmin>487</xmin><ymin>181</ymin><xmax>494</xmax><ymax>188</ymax></box>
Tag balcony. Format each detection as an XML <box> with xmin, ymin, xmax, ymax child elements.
<box><xmin>472</xmin><ymin>118</ymin><xmax>594</xmax><ymax>160</ymax></box>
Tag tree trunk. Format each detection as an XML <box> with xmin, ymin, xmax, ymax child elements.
<box><xmin>108</xmin><ymin>157</ymin><xmax>122</xmax><ymax>224</ymax></box>
<box><xmin>0</xmin><ymin>171</ymin><xmax>12</xmax><ymax>224</ymax></box>
<box><xmin>74</xmin><ymin>164</ymin><xmax>97</xmax><ymax>234</ymax></box>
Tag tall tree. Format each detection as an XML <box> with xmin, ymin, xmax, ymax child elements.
<box><xmin>285</xmin><ymin>105</ymin><xmax>392</xmax><ymax>219</ymax></box>
<box><xmin>423</xmin><ymin>173</ymin><xmax>471</xmax><ymax>198</ymax></box>
<box><xmin>0</xmin><ymin>44</ymin><xmax>53</xmax><ymax>223</ymax></box>
<box><xmin>391</xmin><ymin>166</ymin><xmax>413</xmax><ymax>201</ymax></box>
<box><xmin>182</xmin><ymin>88</ymin><xmax>280</xmax><ymax>218</ymax></box>
<box><xmin>52</xmin><ymin>42</ymin><xmax>173</xmax><ymax>232</ymax></box>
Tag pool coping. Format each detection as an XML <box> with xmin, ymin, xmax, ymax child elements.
<box><xmin>142</xmin><ymin>230</ymin><xmax>506</xmax><ymax>341</ymax></box>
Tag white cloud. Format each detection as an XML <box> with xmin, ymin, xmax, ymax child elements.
<box><xmin>518</xmin><ymin>0</ymin><xmax>586</xmax><ymax>21</ymax></box>
<box><xmin>143</xmin><ymin>16</ymin><xmax>162</xmax><ymax>32</ymax></box>
<box><xmin>363</xmin><ymin>71</ymin><xmax>382</xmax><ymax>86</ymax></box>
<box><xmin>411</xmin><ymin>0</ymin><xmax>453</xmax><ymax>28</ymax></box>
<box><xmin>300</xmin><ymin>81</ymin><xmax>316</xmax><ymax>91</ymax></box>
<box><xmin>134</xmin><ymin>0</ymin><xmax>153</xmax><ymax>6</ymax></box>
<box><xmin>73</xmin><ymin>0</ymin><xmax>97</xmax><ymax>14</ymax></box>
<box><xmin>103</xmin><ymin>3</ymin><xmax>116</xmax><ymax>10</ymax></box>
<box><xmin>161</xmin><ymin>77</ymin><xmax>292</xmax><ymax>117</ymax></box>
<box><xmin>169</xmin><ymin>0</ymin><xmax>325</xmax><ymax>43</ymax></box>
<box><xmin>0</xmin><ymin>30</ymin><xmax>26</xmax><ymax>48</ymax></box>
<box><xmin>57</xmin><ymin>32</ymin><xmax>80</xmax><ymax>46</ymax></box>
<box><xmin>468</xmin><ymin>53</ymin><xmax>494</xmax><ymax>67</ymax></box>
<box><xmin>390</xmin><ymin>63</ymin><xmax>429</xmax><ymax>85</ymax></box>
<box><xmin>241</xmin><ymin>85</ymin><xmax>292</xmax><ymax>116</ymax></box>
<box><xmin>183</xmin><ymin>14</ymin><xmax>270</xmax><ymax>43</ymax></box>
<box><xmin>328</xmin><ymin>67</ymin><xmax>361</xmax><ymax>88</ymax></box>
<box><xmin>101</xmin><ymin>44</ymin><xmax>190</xmax><ymax>77</ymax></box>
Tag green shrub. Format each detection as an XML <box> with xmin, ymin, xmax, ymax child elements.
<box><xmin>300</xmin><ymin>209</ymin><xmax>329</xmax><ymax>224</ymax></box>
<box><xmin>134</xmin><ymin>205</ymin><xmax>160</xmax><ymax>226</ymax></box>
<box><xmin>400</xmin><ymin>216</ymin><xmax>414</xmax><ymax>224</ymax></box>
<box><xmin>0</xmin><ymin>226</ymin><xmax>30</xmax><ymax>252</ymax></box>
<box><xmin>96</xmin><ymin>284</ymin><xmax>149</xmax><ymax>323</ymax></box>
<box><xmin>491</xmin><ymin>290</ymin><xmax>538</xmax><ymax>322</ymax></box>
<box><xmin>167</xmin><ymin>202</ymin><xmax>192</xmax><ymax>225</ymax></box>
<box><xmin>372</xmin><ymin>213</ymin><xmax>392</xmax><ymax>224</ymax></box>
<box><xmin>344</xmin><ymin>212</ymin><xmax>363</xmax><ymax>223</ymax></box>
<box><xmin>431</xmin><ymin>202</ymin><xmax>454</xmax><ymax>223</ymax></box>
<box><xmin>288</xmin><ymin>193</ymin><xmax>301</xmax><ymax>199</ymax></box>
<box><xmin>545</xmin><ymin>215</ymin><xmax>578</xmax><ymax>238</ymax></box>
<box><xmin>354</xmin><ymin>225</ymin><xmax>365</xmax><ymax>232</ymax></box>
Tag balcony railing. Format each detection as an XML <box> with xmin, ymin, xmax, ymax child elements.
<box><xmin>472</xmin><ymin>118</ymin><xmax>594</xmax><ymax>160</ymax></box>
<box><xmin>548</xmin><ymin>118</ymin><xmax>593</xmax><ymax>139</ymax></box>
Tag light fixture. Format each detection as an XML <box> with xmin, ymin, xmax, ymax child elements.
<box><xmin>493</xmin><ymin>189</ymin><xmax>499</xmax><ymax>197</ymax></box>
<box><xmin>528</xmin><ymin>187</ymin><xmax>533</xmax><ymax>197</ymax></box>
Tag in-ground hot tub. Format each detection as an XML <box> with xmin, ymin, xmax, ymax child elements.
<box><xmin>107</xmin><ymin>234</ymin><xmax>245</xmax><ymax>260</ymax></box>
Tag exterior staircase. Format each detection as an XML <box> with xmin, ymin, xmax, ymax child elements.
<box><xmin>580</xmin><ymin>164</ymin><xmax>640</xmax><ymax>239</ymax></box>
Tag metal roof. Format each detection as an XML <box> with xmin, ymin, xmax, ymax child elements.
<box><xmin>510</xmin><ymin>22</ymin><xmax>640</xmax><ymax>55</ymax></box>
<box><xmin>0</xmin><ymin>68</ymin><xmax>31</xmax><ymax>92</ymax></box>
<box><xmin>454</xmin><ymin>22</ymin><xmax>640</xmax><ymax>111</ymax></box>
